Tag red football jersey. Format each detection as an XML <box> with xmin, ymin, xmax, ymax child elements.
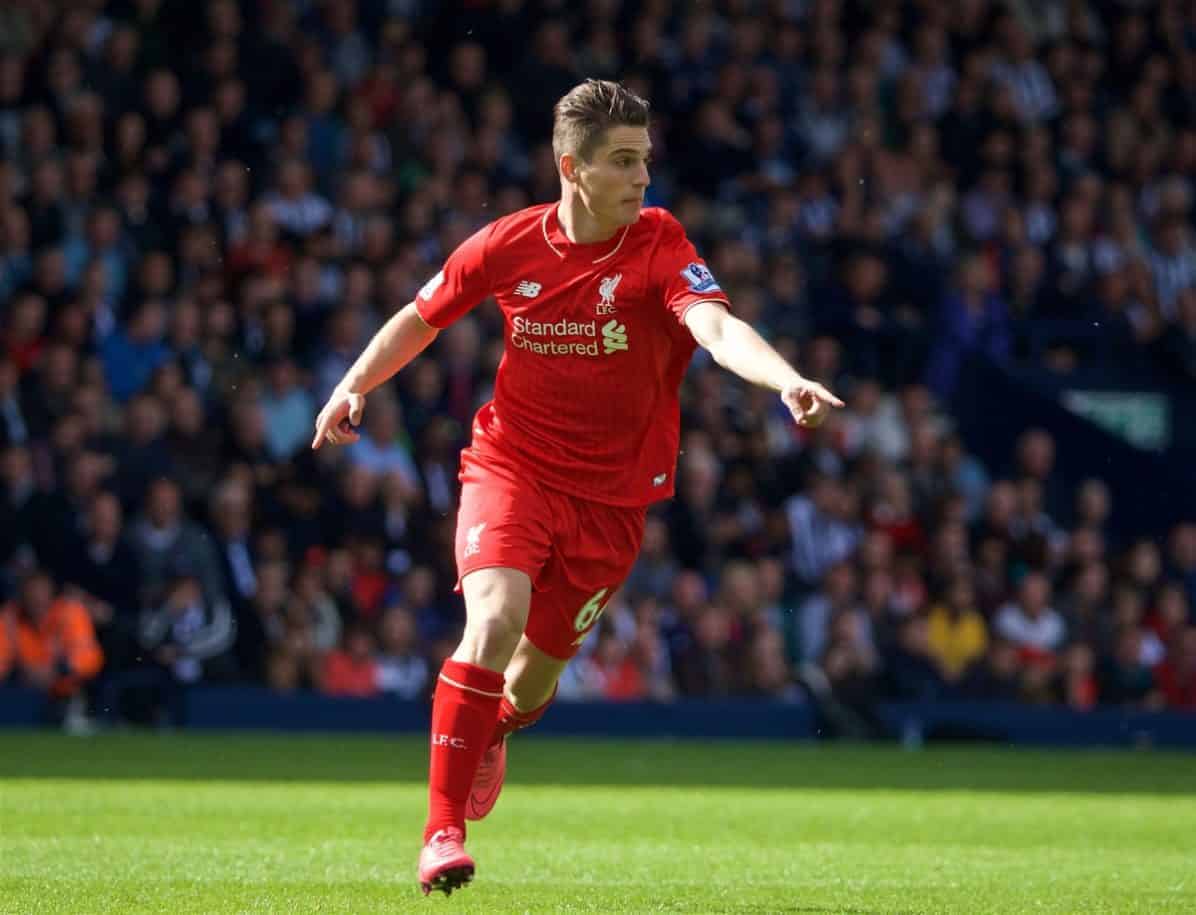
<box><xmin>415</xmin><ymin>203</ymin><xmax>730</xmax><ymax>506</ymax></box>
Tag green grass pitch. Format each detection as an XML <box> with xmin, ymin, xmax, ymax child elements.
<box><xmin>1</xmin><ymin>731</ymin><xmax>1194</xmax><ymax>914</ymax></box>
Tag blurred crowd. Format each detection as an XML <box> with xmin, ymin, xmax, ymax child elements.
<box><xmin>0</xmin><ymin>0</ymin><xmax>1194</xmax><ymax>731</ymax></box>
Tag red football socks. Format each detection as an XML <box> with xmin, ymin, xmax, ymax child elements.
<box><xmin>424</xmin><ymin>659</ymin><xmax>505</xmax><ymax>841</ymax></box>
<box><xmin>492</xmin><ymin>684</ymin><xmax>557</xmax><ymax>745</ymax></box>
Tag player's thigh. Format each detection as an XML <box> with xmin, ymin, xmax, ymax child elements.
<box><xmin>524</xmin><ymin>501</ymin><xmax>647</xmax><ymax>660</ymax></box>
<box><xmin>459</xmin><ymin>567</ymin><xmax>533</xmax><ymax>653</ymax></box>
<box><xmin>453</xmin><ymin>452</ymin><xmax>553</xmax><ymax>592</ymax></box>
<box><xmin>453</xmin><ymin>456</ymin><xmax>555</xmax><ymax>664</ymax></box>
<box><xmin>503</xmin><ymin>635</ymin><xmax>569</xmax><ymax>710</ymax></box>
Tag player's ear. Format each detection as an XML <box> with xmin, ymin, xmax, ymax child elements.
<box><xmin>560</xmin><ymin>153</ymin><xmax>581</xmax><ymax>184</ymax></box>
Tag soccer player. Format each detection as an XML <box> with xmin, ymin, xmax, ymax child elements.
<box><xmin>311</xmin><ymin>79</ymin><xmax>843</xmax><ymax>896</ymax></box>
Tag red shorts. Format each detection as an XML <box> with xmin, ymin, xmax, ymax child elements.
<box><xmin>454</xmin><ymin>448</ymin><xmax>647</xmax><ymax>660</ymax></box>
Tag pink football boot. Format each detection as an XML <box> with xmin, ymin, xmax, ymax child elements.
<box><xmin>465</xmin><ymin>736</ymin><xmax>507</xmax><ymax>821</ymax></box>
<box><xmin>418</xmin><ymin>827</ymin><xmax>474</xmax><ymax>896</ymax></box>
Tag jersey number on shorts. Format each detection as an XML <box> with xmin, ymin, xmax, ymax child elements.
<box><xmin>571</xmin><ymin>588</ymin><xmax>610</xmax><ymax>645</ymax></box>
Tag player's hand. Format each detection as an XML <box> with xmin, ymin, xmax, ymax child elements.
<box><xmin>781</xmin><ymin>378</ymin><xmax>844</xmax><ymax>429</ymax></box>
<box><xmin>312</xmin><ymin>389</ymin><xmax>366</xmax><ymax>449</ymax></box>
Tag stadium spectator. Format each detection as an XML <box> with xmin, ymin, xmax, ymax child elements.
<box><xmin>993</xmin><ymin>572</ymin><xmax>1067</xmax><ymax>663</ymax></box>
<box><xmin>1112</xmin><ymin>583</ymin><xmax>1166</xmax><ymax>666</ymax></box>
<box><xmin>883</xmin><ymin>614</ymin><xmax>948</xmax><ymax>701</ymax></box>
<box><xmin>319</xmin><ymin>621</ymin><xmax>379</xmax><ymax>698</ymax></box>
<box><xmin>1054</xmin><ymin>642</ymin><xmax>1099</xmax><ymax>711</ymax></box>
<box><xmin>630</xmin><ymin>597</ymin><xmax>676</xmax><ymax>703</ymax></box>
<box><xmin>926</xmin><ymin>253</ymin><xmax>1013</xmax><ymax>401</ymax></box>
<box><xmin>1146</xmin><ymin>582</ymin><xmax>1190</xmax><ymax>648</ymax></box>
<box><xmin>375</xmin><ymin>604</ymin><xmax>429</xmax><ymax>701</ymax></box>
<box><xmin>744</xmin><ymin>626</ymin><xmax>801</xmax><ymax>702</ymax></box>
<box><xmin>795</xmin><ymin>561</ymin><xmax>860</xmax><ymax>666</ymax></box>
<box><xmin>1154</xmin><ymin>627</ymin><xmax>1196</xmax><ymax>711</ymax></box>
<box><xmin>958</xmin><ymin>638</ymin><xmax>1025</xmax><ymax>703</ymax></box>
<box><xmin>624</xmin><ymin>515</ymin><xmax>680</xmax><ymax>603</ymax></box>
<box><xmin>0</xmin><ymin>567</ymin><xmax>103</xmax><ymax>730</ymax></box>
<box><xmin>259</xmin><ymin>357</ymin><xmax>316</xmax><ymax>462</ymax></box>
<box><xmin>925</xmin><ymin>577</ymin><xmax>989</xmax><ymax>683</ymax></box>
<box><xmin>71</xmin><ymin>490</ymin><xmax>140</xmax><ymax>670</ymax></box>
<box><xmin>577</xmin><ymin>627</ymin><xmax>649</xmax><ymax>702</ymax></box>
<box><xmin>345</xmin><ymin>390</ymin><xmax>420</xmax><ymax>489</ymax></box>
<box><xmin>1169</xmin><ymin>523</ymin><xmax>1196</xmax><ymax>611</ymax></box>
<box><xmin>786</xmin><ymin>474</ymin><xmax>862</xmax><ymax>590</ymax></box>
<box><xmin>130</xmin><ymin>477</ymin><xmax>225</xmax><ymax>609</ymax></box>
<box><xmin>807</xmin><ymin>609</ymin><xmax>885</xmax><ymax>738</ymax></box>
<box><xmin>113</xmin><ymin>568</ymin><xmax>237</xmax><ymax>726</ymax></box>
<box><xmin>245</xmin><ymin>558</ymin><xmax>294</xmax><ymax>686</ymax></box>
<box><xmin>1099</xmin><ymin>625</ymin><xmax>1162</xmax><ymax>708</ymax></box>
<box><xmin>1059</xmin><ymin>560</ymin><xmax>1113</xmax><ymax>651</ymax></box>
<box><xmin>674</xmin><ymin>604</ymin><xmax>746</xmax><ymax>698</ymax></box>
<box><xmin>100</xmin><ymin>300</ymin><xmax>171</xmax><ymax>404</ymax></box>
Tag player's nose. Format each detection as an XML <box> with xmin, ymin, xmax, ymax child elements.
<box><xmin>634</xmin><ymin>162</ymin><xmax>650</xmax><ymax>188</ymax></box>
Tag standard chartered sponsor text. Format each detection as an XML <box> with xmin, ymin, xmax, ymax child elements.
<box><xmin>510</xmin><ymin>316</ymin><xmax>628</xmax><ymax>356</ymax></box>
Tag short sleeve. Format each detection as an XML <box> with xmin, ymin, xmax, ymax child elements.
<box><xmin>651</xmin><ymin>212</ymin><xmax>731</xmax><ymax>325</ymax></box>
<box><xmin>414</xmin><ymin>223</ymin><xmax>495</xmax><ymax>329</ymax></box>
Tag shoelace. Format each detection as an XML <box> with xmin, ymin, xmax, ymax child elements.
<box><xmin>429</xmin><ymin>829</ymin><xmax>462</xmax><ymax>849</ymax></box>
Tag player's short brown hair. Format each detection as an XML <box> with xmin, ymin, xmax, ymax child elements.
<box><xmin>552</xmin><ymin>79</ymin><xmax>650</xmax><ymax>167</ymax></box>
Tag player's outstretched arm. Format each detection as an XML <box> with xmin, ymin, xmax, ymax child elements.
<box><xmin>312</xmin><ymin>302</ymin><xmax>439</xmax><ymax>449</ymax></box>
<box><xmin>684</xmin><ymin>301</ymin><xmax>844</xmax><ymax>428</ymax></box>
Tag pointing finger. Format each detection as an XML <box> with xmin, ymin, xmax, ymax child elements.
<box><xmin>313</xmin><ymin>410</ymin><xmax>335</xmax><ymax>449</ymax></box>
<box><xmin>819</xmin><ymin>386</ymin><xmax>845</xmax><ymax>408</ymax></box>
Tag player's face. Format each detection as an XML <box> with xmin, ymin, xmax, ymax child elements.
<box><xmin>574</xmin><ymin>126</ymin><xmax>652</xmax><ymax>227</ymax></box>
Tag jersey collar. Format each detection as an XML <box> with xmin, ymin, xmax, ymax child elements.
<box><xmin>541</xmin><ymin>204</ymin><xmax>632</xmax><ymax>264</ymax></box>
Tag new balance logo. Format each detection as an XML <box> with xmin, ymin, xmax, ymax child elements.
<box><xmin>432</xmin><ymin>734</ymin><xmax>467</xmax><ymax>749</ymax></box>
<box><xmin>464</xmin><ymin>522</ymin><xmax>486</xmax><ymax>558</ymax></box>
<box><xmin>653</xmin><ymin>473</ymin><xmax>668</xmax><ymax>486</ymax></box>
<box><xmin>514</xmin><ymin>280</ymin><xmax>542</xmax><ymax>298</ymax></box>
<box><xmin>602</xmin><ymin>319</ymin><xmax>628</xmax><ymax>354</ymax></box>
<box><xmin>595</xmin><ymin>273</ymin><xmax>621</xmax><ymax>315</ymax></box>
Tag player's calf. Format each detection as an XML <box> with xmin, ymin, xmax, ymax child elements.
<box><xmin>493</xmin><ymin>685</ymin><xmax>557</xmax><ymax>743</ymax></box>
<box><xmin>466</xmin><ymin>687</ymin><xmax>557</xmax><ymax>821</ymax></box>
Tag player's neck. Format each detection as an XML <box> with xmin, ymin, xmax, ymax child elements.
<box><xmin>556</xmin><ymin>196</ymin><xmax>621</xmax><ymax>245</ymax></box>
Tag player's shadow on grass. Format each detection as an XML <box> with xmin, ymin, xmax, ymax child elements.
<box><xmin>2</xmin><ymin>732</ymin><xmax>1194</xmax><ymax>795</ymax></box>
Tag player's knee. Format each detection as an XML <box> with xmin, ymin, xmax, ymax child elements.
<box><xmin>458</xmin><ymin>607</ymin><xmax>527</xmax><ymax>669</ymax></box>
<box><xmin>457</xmin><ymin>569</ymin><xmax>531</xmax><ymax>668</ymax></box>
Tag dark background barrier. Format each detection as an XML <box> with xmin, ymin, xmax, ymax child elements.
<box><xmin>3</xmin><ymin>686</ymin><xmax>1193</xmax><ymax>749</ymax></box>
<box><xmin>876</xmin><ymin>700</ymin><xmax>1196</xmax><ymax>749</ymax></box>
<box><xmin>187</xmin><ymin>687</ymin><xmax>819</xmax><ymax>740</ymax></box>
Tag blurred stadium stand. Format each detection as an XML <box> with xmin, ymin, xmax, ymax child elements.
<box><xmin>0</xmin><ymin>0</ymin><xmax>1194</xmax><ymax>738</ymax></box>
